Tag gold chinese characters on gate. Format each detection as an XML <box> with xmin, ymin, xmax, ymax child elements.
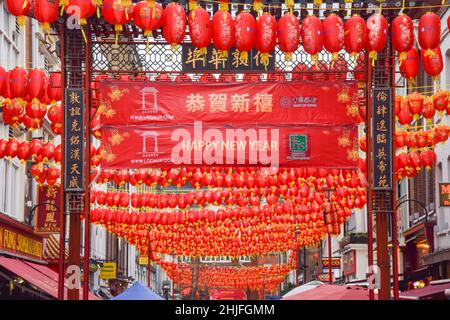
<box><xmin>373</xmin><ymin>89</ymin><xmax>392</xmax><ymax>190</ymax></box>
<box><xmin>64</xmin><ymin>89</ymin><xmax>85</xmax><ymax>191</ymax></box>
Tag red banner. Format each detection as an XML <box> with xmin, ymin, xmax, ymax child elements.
<box><xmin>99</xmin><ymin>123</ymin><xmax>358</xmax><ymax>169</ymax></box>
<box><xmin>35</xmin><ymin>186</ymin><xmax>61</xmax><ymax>234</ymax></box>
<box><xmin>97</xmin><ymin>81</ymin><xmax>359</xmax><ymax>126</ymax></box>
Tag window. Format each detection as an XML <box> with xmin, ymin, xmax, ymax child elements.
<box><xmin>238</xmin><ymin>255</ymin><xmax>251</xmax><ymax>263</ymax></box>
<box><xmin>200</xmin><ymin>256</ymin><xmax>231</xmax><ymax>263</ymax></box>
<box><xmin>0</xmin><ymin>3</ymin><xmax>21</xmax><ymax>69</ymax></box>
<box><xmin>344</xmin><ymin>211</ymin><xmax>356</xmax><ymax>236</ymax></box>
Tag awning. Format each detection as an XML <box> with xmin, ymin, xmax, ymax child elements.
<box><xmin>0</xmin><ymin>256</ymin><xmax>100</xmax><ymax>300</ymax></box>
<box><xmin>399</xmin><ymin>282</ymin><xmax>450</xmax><ymax>300</ymax></box>
<box><xmin>23</xmin><ymin>260</ymin><xmax>100</xmax><ymax>300</ymax></box>
<box><xmin>0</xmin><ymin>256</ymin><xmax>59</xmax><ymax>298</ymax></box>
<box><xmin>282</xmin><ymin>284</ymin><xmax>375</xmax><ymax>300</ymax></box>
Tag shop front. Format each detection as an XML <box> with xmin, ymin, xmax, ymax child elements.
<box><xmin>400</xmin><ymin>221</ymin><xmax>436</xmax><ymax>291</ymax></box>
<box><xmin>0</xmin><ymin>213</ymin><xmax>47</xmax><ymax>299</ymax></box>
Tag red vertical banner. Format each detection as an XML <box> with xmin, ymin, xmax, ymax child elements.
<box><xmin>35</xmin><ymin>186</ymin><xmax>61</xmax><ymax>234</ymax></box>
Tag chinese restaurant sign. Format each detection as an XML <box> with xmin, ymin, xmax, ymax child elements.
<box><xmin>0</xmin><ymin>223</ymin><xmax>43</xmax><ymax>260</ymax></box>
<box><xmin>64</xmin><ymin>88</ymin><xmax>85</xmax><ymax>192</ymax></box>
<box><xmin>99</xmin><ymin>124</ymin><xmax>359</xmax><ymax>169</ymax></box>
<box><xmin>35</xmin><ymin>186</ymin><xmax>61</xmax><ymax>234</ymax></box>
<box><xmin>372</xmin><ymin>88</ymin><xmax>393</xmax><ymax>190</ymax></box>
<box><xmin>97</xmin><ymin>81</ymin><xmax>360</xmax><ymax>127</ymax></box>
<box><xmin>439</xmin><ymin>183</ymin><xmax>450</xmax><ymax>207</ymax></box>
<box><xmin>182</xmin><ymin>45</ymin><xmax>275</xmax><ymax>71</ymax></box>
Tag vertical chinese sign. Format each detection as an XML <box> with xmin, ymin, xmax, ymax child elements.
<box><xmin>35</xmin><ymin>186</ymin><xmax>61</xmax><ymax>234</ymax></box>
<box><xmin>372</xmin><ymin>88</ymin><xmax>393</xmax><ymax>190</ymax></box>
<box><xmin>64</xmin><ymin>89</ymin><xmax>85</xmax><ymax>192</ymax></box>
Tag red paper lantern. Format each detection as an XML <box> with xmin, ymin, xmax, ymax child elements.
<box><xmin>33</xmin><ymin>0</ymin><xmax>60</xmax><ymax>34</ymax></box>
<box><xmin>133</xmin><ymin>1</ymin><xmax>163</xmax><ymax>37</ymax></box>
<box><xmin>277</xmin><ymin>12</ymin><xmax>300</xmax><ymax>61</ymax></box>
<box><xmin>8</xmin><ymin>67</ymin><xmax>28</xmax><ymax>101</ymax></box>
<box><xmin>408</xmin><ymin>92</ymin><xmax>424</xmax><ymax>118</ymax></box>
<box><xmin>391</xmin><ymin>14</ymin><xmax>414</xmax><ymax>62</ymax></box>
<box><xmin>422</xmin><ymin>97</ymin><xmax>436</xmax><ymax>119</ymax></box>
<box><xmin>0</xmin><ymin>67</ymin><xmax>7</xmax><ymax>97</ymax></box>
<box><xmin>5</xmin><ymin>0</ymin><xmax>31</xmax><ymax>28</ymax></box>
<box><xmin>323</xmin><ymin>13</ymin><xmax>344</xmax><ymax>61</ymax></box>
<box><xmin>234</xmin><ymin>11</ymin><xmax>256</xmax><ymax>64</ymax></box>
<box><xmin>188</xmin><ymin>7</ymin><xmax>212</xmax><ymax>56</ymax></box>
<box><xmin>212</xmin><ymin>10</ymin><xmax>234</xmax><ymax>58</ymax></box>
<box><xmin>25</xmin><ymin>101</ymin><xmax>47</xmax><ymax>119</ymax></box>
<box><xmin>433</xmin><ymin>91</ymin><xmax>449</xmax><ymax>117</ymax></box>
<box><xmin>162</xmin><ymin>3</ymin><xmax>186</xmax><ymax>49</ymax></box>
<box><xmin>397</xmin><ymin>99</ymin><xmax>413</xmax><ymax>126</ymax></box>
<box><xmin>422</xmin><ymin>47</ymin><xmax>443</xmax><ymax>80</ymax></box>
<box><xmin>17</xmin><ymin>141</ymin><xmax>30</xmax><ymax>162</ymax></box>
<box><xmin>418</xmin><ymin>12</ymin><xmax>441</xmax><ymax>55</ymax></box>
<box><xmin>102</xmin><ymin>0</ymin><xmax>134</xmax><ymax>43</ymax></box>
<box><xmin>366</xmin><ymin>13</ymin><xmax>388</xmax><ymax>64</ymax></box>
<box><xmin>399</xmin><ymin>48</ymin><xmax>419</xmax><ymax>85</ymax></box>
<box><xmin>255</xmin><ymin>13</ymin><xmax>277</xmax><ymax>69</ymax></box>
<box><xmin>5</xmin><ymin>139</ymin><xmax>19</xmax><ymax>158</ymax></box>
<box><xmin>27</xmin><ymin>69</ymin><xmax>46</xmax><ymax>102</ymax></box>
<box><xmin>420</xmin><ymin>150</ymin><xmax>436</xmax><ymax>170</ymax></box>
<box><xmin>344</xmin><ymin>14</ymin><xmax>367</xmax><ymax>58</ymax></box>
<box><xmin>47</xmin><ymin>72</ymin><xmax>62</xmax><ymax>104</ymax></box>
<box><xmin>301</xmin><ymin>15</ymin><xmax>323</xmax><ymax>62</ymax></box>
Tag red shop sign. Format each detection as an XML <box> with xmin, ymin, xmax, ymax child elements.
<box><xmin>97</xmin><ymin>80</ymin><xmax>360</xmax><ymax>127</ymax></box>
<box><xmin>99</xmin><ymin>123</ymin><xmax>359</xmax><ymax>169</ymax></box>
<box><xmin>34</xmin><ymin>186</ymin><xmax>61</xmax><ymax>235</ymax></box>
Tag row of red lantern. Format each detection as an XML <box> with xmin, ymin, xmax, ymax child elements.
<box><xmin>5</xmin><ymin>0</ymin><xmax>60</xmax><ymax>32</ymax></box>
<box><xmin>97</xmin><ymin>184</ymin><xmax>325</xmax><ymax>207</ymax></box>
<box><xmin>93</xmin><ymin>167</ymin><xmax>365</xmax><ymax>189</ymax></box>
<box><xmin>359</xmin><ymin>125</ymin><xmax>450</xmax><ymax>152</ymax></box>
<box><xmin>79</xmin><ymin>2</ymin><xmax>444</xmax><ymax>69</ymax></box>
<box><xmin>400</xmin><ymin>48</ymin><xmax>444</xmax><ymax>83</ymax></box>
<box><xmin>30</xmin><ymin>163</ymin><xmax>61</xmax><ymax>187</ymax></box>
<box><xmin>91</xmin><ymin>183</ymin><xmax>367</xmax><ymax>211</ymax></box>
<box><xmin>92</xmin><ymin>215</ymin><xmax>328</xmax><ymax>256</ymax></box>
<box><xmin>0</xmin><ymin>67</ymin><xmax>62</xmax><ymax>104</ymax></box>
<box><xmin>7</xmin><ymin>1</ymin><xmax>446</xmax><ymax>73</ymax></box>
<box><xmin>0</xmin><ymin>139</ymin><xmax>60</xmax><ymax>163</ymax></box>
<box><xmin>395</xmin><ymin>149</ymin><xmax>437</xmax><ymax>180</ymax></box>
<box><xmin>0</xmin><ymin>138</ymin><xmax>103</xmax><ymax>167</ymax></box>
<box><xmin>1</xmin><ymin>99</ymin><xmax>62</xmax><ymax>133</ymax></box>
<box><xmin>161</xmin><ymin>262</ymin><xmax>292</xmax><ymax>292</ymax></box>
<box><xmin>395</xmin><ymin>91</ymin><xmax>449</xmax><ymax>125</ymax></box>
<box><xmin>91</xmin><ymin>196</ymin><xmax>348</xmax><ymax>234</ymax></box>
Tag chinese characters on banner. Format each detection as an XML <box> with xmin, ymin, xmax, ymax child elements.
<box><xmin>182</xmin><ymin>45</ymin><xmax>275</xmax><ymax>71</ymax></box>
<box><xmin>372</xmin><ymin>88</ymin><xmax>393</xmax><ymax>190</ymax></box>
<box><xmin>64</xmin><ymin>88</ymin><xmax>85</xmax><ymax>191</ymax></box>
<box><xmin>97</xmin><ymin>81</ymin><xmax>360</xmax><ymax>126</ymax></box>
<box><xmin>35</xmin><ymin>186</ymin><xmax>61</xmax><ymax>234</ymax></box>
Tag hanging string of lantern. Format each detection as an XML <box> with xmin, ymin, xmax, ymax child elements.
<box><xmin>4</xmin><ymin>2</ymin><xmax>447</xmax><ymax>80</ymax></box>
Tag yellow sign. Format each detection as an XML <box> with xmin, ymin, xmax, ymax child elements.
<box><xmin>0</xmin><ymin>225</ymin><xmax>43</xmax><ymax>259</ymax></box>
<box><xmin>139</xmin><ymin>256</ymin><xmax>148</xmax><ymax>265</ymax></box>
<box><xmin>100</xmin><ymin>262</ymin><xmax>117</xmax><ymax>280</ymax></box>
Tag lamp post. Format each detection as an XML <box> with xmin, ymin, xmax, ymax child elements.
<box><xmin>393</xmin><ymin>198</ymin><xmax>430</xmax><ymax>299</ymax></box>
